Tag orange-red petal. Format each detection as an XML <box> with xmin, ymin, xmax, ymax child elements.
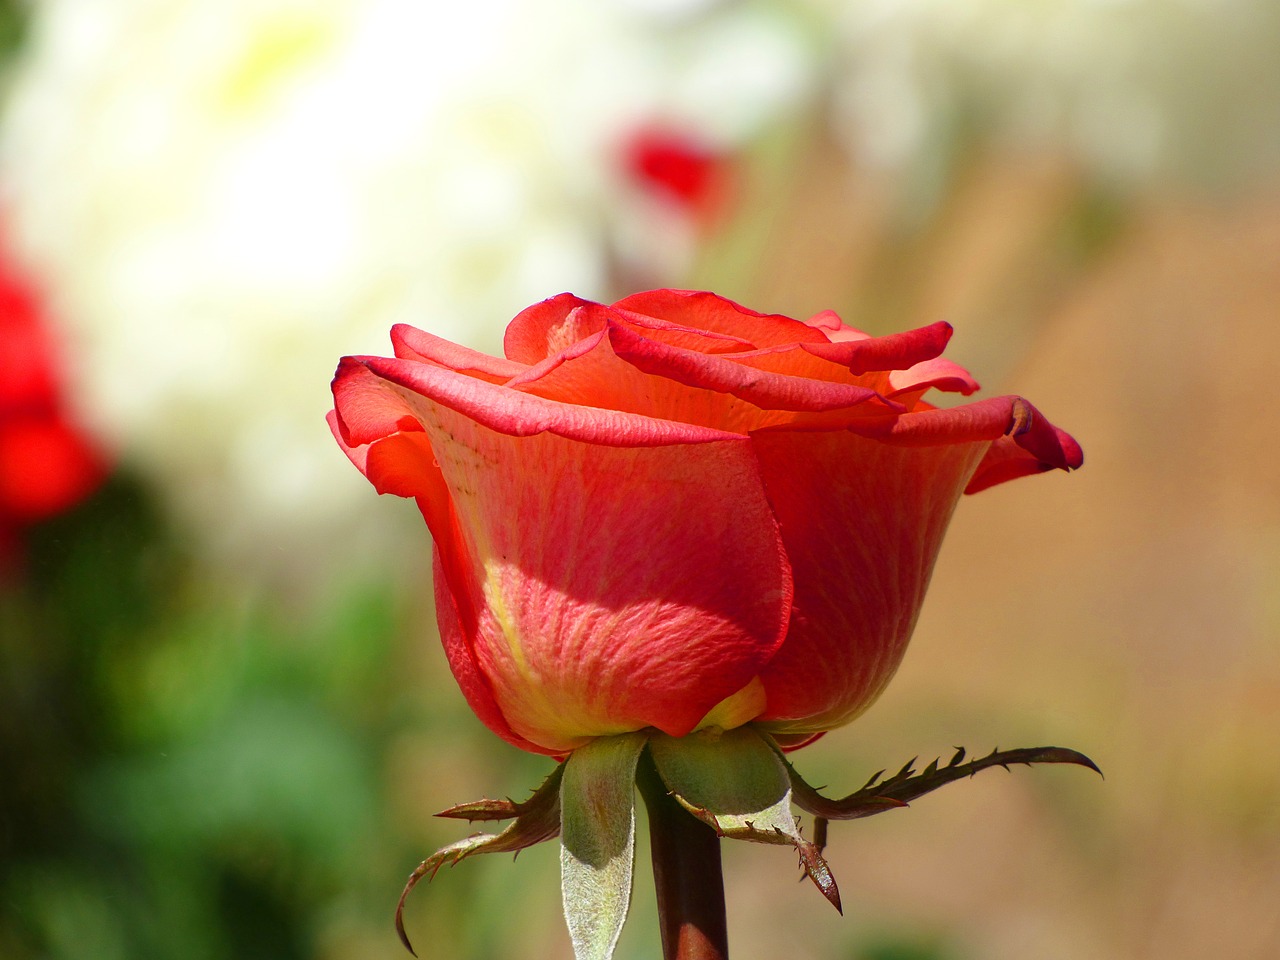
<box><xmin>752</xmin><ymin>430</ymin><xmax>989</xmax><ymax>732</ymax></box>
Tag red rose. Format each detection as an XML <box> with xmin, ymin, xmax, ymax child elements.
<box><xmin>0</xmin><ymin>228</ymin><xmax>106</xmax><ymax>562</ymax></box>
<box><xmin>623</xmin><ymin>127</ymin><xmax>732</xmax><ymax>224</ymax></box>
<box><xmin>329</xmin><ymin>289</ymin><xmax>1080</xmax><ymax>756</ymax></box>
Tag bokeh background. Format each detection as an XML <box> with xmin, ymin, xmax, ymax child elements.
<box><xmin>2</xmin><ymin>1</ymin><xmax>1278</xmax><ymax>958</ymax></box>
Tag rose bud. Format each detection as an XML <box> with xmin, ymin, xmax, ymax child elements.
<box><xmin>329</xmin><ymin>289</ymin><xmax>1080</xmax><ymax>756</ymax></box>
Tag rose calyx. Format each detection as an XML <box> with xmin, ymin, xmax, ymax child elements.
<box><xmin>394</xmin><ymin>731</ymin><xmax>1101</xmax><ymax>959</ymax></box>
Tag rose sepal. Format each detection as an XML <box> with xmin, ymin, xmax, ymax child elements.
<box><xmin>394</xmin><ymin>764</ymin><xmax>566</xmax><ymax>956</ymax></box>
<box><xmin>559</xmin><ymin>732</ymin><xmax>650</xmax><ymax>960</ymax></box>
<box><xmin>779</xmin><ymin>743</ymin><xmax>1101</xmax><ymax>821</ymax></box>
<box><xmin>774</xmin><ymin>742</ymin><xmax>1102</xmax><ymax>862</ymax></box>
<box><xmin>395</xmin><ymin>733</ymin><xmax>1100</xmax><ymax>958</ymax></box>
<box><xmin>649</xmin><ymin>726</ymin><xmax>843</xmax><ymax>912</ymax></box>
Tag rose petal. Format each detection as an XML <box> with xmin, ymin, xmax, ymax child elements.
<box><xmin>502</xmin><ymin>325</ymin><xmax>611</xmax><ymax>391</ymax></box>
<box><xmin>608</xmin><ymin>305</ymin><xmax>756</xmax><ymax>353</ymax></box>
<box><xmin>503</xmin><ymin>293</ymin><xmax>606</xmax><ymax>365</ymax></box>
<box><xmin>800</xmin><ymin>321</ymin><xmax>955</xmax><ymax>375</ymax></box>
<box><xmin>413</xmin><ymin>400</ymin><xmax>792</xmax><ymax>752</ymax></box>
<box><xmin>751</xmin><ymin>430</ymin><xmax>989</xmax><ymax>731</ymax></box>
<box><xmin>612</xmin><ymin>289</ymin><xmax>830</xmax><ymax>349</ymax></box>
<box><xmin>607</xmin><ymin>320</ymin><xmax>894</xmax><ymax>415</ymax></box>
<box><xmin>716</xmin><ymin>341</ymin><xmax>885</xmax><ymax>386</ymax></box>
<box><xmin>333</xmin><ymin>350</ymin><xmax>795</xmax><ymax>751</ymax></box>
<box><xmin>392</xmin><ymin>323</ymin><xmax>527</xmax><ymax>383</ymax></box>
<box><xmin>503</xmin><ymin>313</ymin><xmax>901</xmax><ymax>435</ymax></box>
<box><xmin>965</xmin><ymin>406</ymin><xmax>1084</xmax><ymax>493</ymax></box>
<box><xmin>804</xmin><ymin>309</ymin><xmax>846</xmax><ymax>334</ymax></box>
<box><xmin>331</xmin><ymin>356</ymin><xmax>425</xmax><ymax>447</ymax></box>
<box><xmin>352</xmin><ymin>354</ymin><xmax>745</xmax><ymax>447</ymax></box>
<box><xmin>887</xmin><ymin>356</ymin><xmax>980</xmax><ymax>398</ymax></box>
<box><xmin>503</xmin><ymin>319</ymin><xmax>779</xmax><ymax>434</ymax></box>
<box><xmin>801</xmin><ymin>319</ymin><xmax>980</xmax><ymax>398</ymax></box>
<box><xmin>328</xmin><ymin>407</ymin><xmax>475</xmax><ymax>635</ymax></box>
<box><xmin>433</xmin><ymin>548</ymin><xmax>550</xmax><ymax>755</ymax></box>
<box><xmin>845</xmin><ymin>395</ymin><xmax>1084</xmax><ymax>480</ymax></box>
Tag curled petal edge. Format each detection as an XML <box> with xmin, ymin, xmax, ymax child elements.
<box><xmin>340</xmin><ymin>354</ymin><xmax>751</xmax><ymax>447</ymax></box>
<box><xmin>607</xmin><ymin>320</ymin><xmax>898</xmax><ymax>414</ymax></box>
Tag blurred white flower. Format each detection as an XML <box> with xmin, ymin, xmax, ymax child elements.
<box><xmin>798</xmin><ymin>0</ymin><xmax>1280</xmax><ymax>190</ymax></box>
<box><xmin>0</xmin><ymin>0</ymin><xmax>810</xmax><ymax>574</ymax></box>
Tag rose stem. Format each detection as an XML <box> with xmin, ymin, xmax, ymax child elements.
<box><xmin>636</xmin><ymin>749</ymin><xmax>729</xmax><ymax>960</ymax></box>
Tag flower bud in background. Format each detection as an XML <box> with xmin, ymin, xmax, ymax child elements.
<box><xmin>0</xmin><ymin>221</ymin><xmax>105</xmax><ymax>570</ymax></box>
<box><xmin>623</xmin><ymin>126</ymin><xmax>735</xmax><ymax>227</ymax></box>
<box><xmin>330</xmin><ymin>289</ymin><xmax>1080</xmax><ymax>754</ymax></box>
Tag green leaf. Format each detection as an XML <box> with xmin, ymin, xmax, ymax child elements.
<box><xmin>559</xmin><ymin>732</ymin><xmax>649</xmax><ymax>960</ymax></box>
<box><xmin>650</xmin><ymin>726</ymin><xmax>841</xmax><ymax>911</ymax></box>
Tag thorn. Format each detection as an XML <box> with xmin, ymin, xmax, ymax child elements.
<box><xmin>797</xmin><ymin>842</ymin><xmax>843</xmax><ymax>915</ymax></box>
<box><xmin>949</xmin><ymin>746</ymin><xmax>966</xmax><ymax>767</ymax></box>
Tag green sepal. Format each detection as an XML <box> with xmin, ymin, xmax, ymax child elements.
<box><xmin>780</xmin><ymin>744</ymin><xmax>1102</xmax><ymax>824</ymax></box>
<box><xmin>559</xmin><ymin>731</ymin><xmax>650</xmax><ymax>960</ymax></box>
<box><xmin>775</xmin><ymin>742</ymin><xmax>1101</xmax><ymax>889</ymax></box>
<box><xmin>650</xmin><ymin>726</ymin><xmax>841</xmax><ymax>911</ymax></box>
<box><xmin>395</xmin><ymin>763</ymin><xmax>564</xmax><ymax>956</ymax></box>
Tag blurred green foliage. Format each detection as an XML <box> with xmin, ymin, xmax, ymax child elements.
<box><xmin>0</xmin><ymin>474</ymin><xmax>402</xmax><ymax>960</ymax></box>
<box><xmin>857</xmin><ymin>932</ymin><xmax>955</xmax><ymax>960</ymax></box>
<box><xmin>0</xmin><ymin>0</ymin><xmax>25</xmax><ymax>61</ymax></box>
<box><xmin>0</xmin><ymin>469</ymin><xmax>596</xmax><ymax>959</ymax></box>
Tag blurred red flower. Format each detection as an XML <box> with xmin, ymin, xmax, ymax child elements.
<box><xmin>623</xmin><ymin>128</ymin><xmax>733</xmax><ymax>225</ymax></box>
<box><xmin>0</xmin><ymin>226</ymin><xmax>106</xmax><ymax>562</ymax></box>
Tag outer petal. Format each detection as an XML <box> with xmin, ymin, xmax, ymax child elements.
<box><xmin>423</xmin><ymin>408</ymin><xmax>792</xmax><ymax>752</ymax></box>
<box><xmin>328</xmin><ymin>400</ymin><xmax>477</xmax><ymax>648</ymax></box>
<box><xmin>334</xmin><ymin>355</ymin><xmax>794</xmax><ymax>753</ymax></box>
<box><xmin>752</xmin><ymin>429</ymin><xmax>989</xmax><ymax>733</ymax></box>
<box><xmin>841</xmin><ymin>394</ymin><xmax>1083</xmax><ymax>475</ymax></box>
<box><xmin>432</xmin><ymin>548</ymin><xmax>550</xmax><ymax>755</ymax></box>
<box><xmin>331</xmin><ymin>355</ymin><xmax>438</xmax><ymax>450</ymax></box>
<box><xmin>966</xmin><ymin>412</ymin><xmax>1084</xmax><ymax>493</ymax></box>
<box><xmin>354</xmin><ymin>354</ymin><xmax>746</xmax><ymax>447</ymax></box>
<box><xmin>391</xmin><ymin>323</ymin><xmax>527</xmax><ymax>383</ymax></box>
